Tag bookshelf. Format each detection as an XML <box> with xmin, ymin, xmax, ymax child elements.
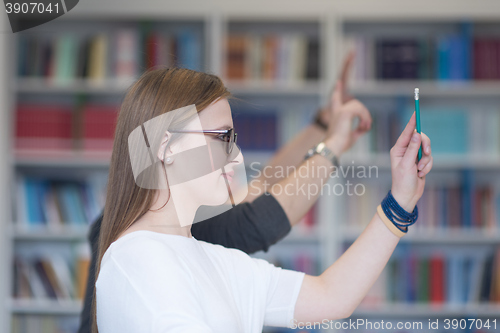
<box><xmin>2</xmin><ymin>2</ymin><xmax>500</xmax><ymax>333</ymax></box>
<box><xmin>336</xmin><ymin>15</ymin><xmax>500</xmax><ymax>331</ymax></box>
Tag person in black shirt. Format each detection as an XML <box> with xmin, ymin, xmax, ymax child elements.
<box><xmin>78</xmin><ymin>54</ymin><xmax>362</xmax><ymax>333</ymax></box>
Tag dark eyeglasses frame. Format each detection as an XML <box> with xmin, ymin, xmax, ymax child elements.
<box><xmin>169</xmin><ymin>128</ymin><xmax>238</xmax><ymax>155</ymax></box>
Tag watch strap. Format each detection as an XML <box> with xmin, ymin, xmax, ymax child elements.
<box><xmin>305</xmin><ymin>142</ymin><xmax>339</xmax><ymax>168</ymax></box>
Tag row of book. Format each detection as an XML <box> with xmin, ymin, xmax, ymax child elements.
<box><xmin>417</xmin><ymin>183</ymin><xmax>500</xmax><ymax>231</ymax></box>
<box><xmin>12</xmin><ymin>248</ymin><xmax>89</xmax><ymax>301</ymax></box>
<box><xmin>16</xmin><ymin>176</ymin><xmax>106</xmax><ymax>229</ymax></box>
<box><xmin>17</xmin><ymin>28</ymin><xmax>202</xmax><ymax>82</ymax></box>
<box><xmin>15</xmin><ymin>104</ymin><xmax>117</xmax><ymax>151</ymax></box>
<box><xmin>345</xmin><ymin>178</ymin><xmax>500</xmax><ymax>231</ymax></box>
<box><xmin>12</xmin><ymin>315</ymin><xmax>79</xmax><ymax>333</ymax></box>
<box><xmin>226</xmin><ymin>34</ymin><xmax>320</xmax><ymax>82</ymax></box>
<box><xmin>15</xmin><ymin>104</ymin><xmax>282</xmax><ymax>153</ymax></box>
<box><xmin>347</xmin><ymin>106</ymin><xmax>500</xmax><ymax>156</ymax></box>
<box><xmin>233</xmin><ymin>111</ymin><xmax>278</xmax><ymax>151</ymax></box>
<box><xmin>363</xmin><ymin>248</ymin><xmax>500</xmax><ymax>305</ymax></box>
<box><xmin>21</xmin><ymin>103</ymin><xmax>500</xmax><ymax>157</ymax></box>
<box><xmin>344</xmin><ymin>31</ymin><xmax>500</xmax><ymax>81</ymax></box>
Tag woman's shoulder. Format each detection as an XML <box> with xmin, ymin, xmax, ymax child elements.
<box><xmin>102</xmin><ymin>231</ymin><xmax>191</xmax><ymax>268</ymax></box>
<box><xmin>196</xmin><ymin>239</ymin><xmax>274</xmax><ymax>271</ymax></box>
<box><xmin>97</xmin><ymin>231</ymin><xmax>198</xmax><ymax>293</ymax></box>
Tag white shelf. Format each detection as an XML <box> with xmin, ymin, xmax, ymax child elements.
<box><xmin>14</xmin><ymin>151</ymin><xmax>500</xmax><ymax>170</ymax></box>
<box><xmin>350</xmin><ymin>81</ymin><xmax>500</xmax><ymax>97</ymax></box>
<box><xmin>342</xmin><ymin>154</ymin><xmax>500</xmax><ymax>170</ymax></box>
<box><xmin>9</xmin><ymin>299</ymin><xmax>83</xmax><ymax>315</ymax></box>
<box><xmin>354</xmin><ymin>303</ymin><xmax>500</xmax><ymax>317</ymax></box>
<box><xmin>343</xmin><ymin>227</ymin><xmax>500</xmax><ymax>244</ymax></box>
<box><xmin>14</xmin><ymin>150</ymin><xmax>111</xmax><ymax>168</ymax></box>
<box><xmin>226</xmin><ymin>80</ymin><xmax>323</xmax><ymax>96</ymax></box>
<box><xmin>16</xmin><ymin>78</ymin><xmax>324</xmax><ymax>96</ymax></box>
<box><xmin>11</xmin><ymin>227</ymin><xmax>89</xmax><ymax>242</ymax></box>
<box><xmin>16</xmin><ymin>78</ymin><xmax>134</xmax><ymax>95</ymax></box>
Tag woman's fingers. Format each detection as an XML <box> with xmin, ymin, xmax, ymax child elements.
<box><xmin>418</xmin><ymin>155</ymin><xmax>433</xmax><ymax>177</ymax></box>
<box><xmin>340</xmin><ymin>51</ymin><xmax>355</xmax><ymax>85</ymax></box>
<box><xmin>420</xmin><ymin>132</ymin><xmax>431</xmax><ymax>155</ymax></box>
<box><xmin>330</xmin><ymin>80</ymin><xmax>343</xmax><ymax>111</ymax></box>
<box><xmin>401</xmin><ymin>132</ymin><xmax>422</xmax><ymax>169</ymax></box>
<box><xmin>417</xmin><ymin>153</ymin><xmax>431</xmax><ymax>171</ymax></box>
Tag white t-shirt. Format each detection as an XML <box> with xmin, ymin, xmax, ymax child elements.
<box><xmin>96</xmin><ymin>230</ymin><xmax>305</xmax><ymax>333</ymax></box>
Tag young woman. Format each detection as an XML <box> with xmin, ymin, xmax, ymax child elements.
<box><xmin>94</xmin><ymin>68</ymin><xmax>433</xmax><ymax>332</ymax></box>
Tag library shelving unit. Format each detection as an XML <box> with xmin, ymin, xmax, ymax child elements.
<box><xmin>2</xmin><ymin>2</ymin><xmax>500</xmax><ymax>333</ymax></box>
<box><xmin>336</xmin><ymin>14</ymin><xmax>500</xmax><ymax>328</ymax></box>
<box><xmin>2</xmin><ymin>11</ymin><xmax>339</xmax><ymax>333</ymax></box>
<box><xmin>5</xmin><ymin>14</ymin><xmax>213</xmax><ymax>333</ymax></box>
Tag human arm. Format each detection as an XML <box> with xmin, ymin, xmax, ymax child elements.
<box><xmin>268</xmin><ymin>82</ymin><xmax>372</xmax><ymax>226</ymax></box>
<box><xmin>293</xmin><ymin>112</ymin><xmax>433</xmax><ymax>322</ymax></box>
<box><xmin>191</xmin><ymin>192</ymin><xmax>290</xmax><ymax>253</ymax></box>
<box><xmin>244</xmin><ymin>52</ymin><xmax>358</xmax><ymax>206</ymax></box>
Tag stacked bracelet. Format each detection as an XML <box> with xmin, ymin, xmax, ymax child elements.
<box><xmin>376</xmin><ymin>190</ymin><xmax>418</xmax><ymax>238</ymax></box>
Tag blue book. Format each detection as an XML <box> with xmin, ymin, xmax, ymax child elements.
<box><xmin>17</xmin><ymin>35</ymin><xmax>28</xmax><ymax>76</ymax></box>
<box><xmin>437</xmin><ymin>36</ymin><xmax>451</xmax><ymax>80</ymax></box>
<box><xmin>407</xmin><ymin>253</ymin><xmax>418</xmax><ymax>302</ymax></box>
<box><xmin>448</xmin><ymin>36</ymin><xmax>466</xmax><ymax>81</ymax></box>
<box><xmin>462</xmin><ymin>257</ymin><xmax>472</xmax><ymax>302</ymax></box>
<box><xmin>177</xmin><ymin>30</ymin><xmax>201</xmax><ymax>71</ymax></box>
<box><xmin>233</xmin><ymin>111</ymin><xmax>277</xmax><ymax>151</ymax></box>
<box><xmin>447</xmin><ymin>254</ymin><xmax>465</xmax><ymax>304</ymax></box>
<box><xmin>66</xmin><ymin>184</ymin><xmax>87</xmax><ymax>225</ymax></box>
<box><xmin>461</xmin><ymin>170</ymin><xmax>473</xmax><ymax>228</ymax></box>
<box><xmin>36</xmin><ymin>180</ymin><xmax>50</xmax><ymax>225</ymax></box>
<box><xmin>57</xmin><ymin>184</ymin><xmax>85</xmax><ymax>225</ymax></box>
<box><xmin>461</xmin><ymin>22</ymin><xmax>473</xmax><ymax>81</ymax></box>
<box><xmin>24</xmin><ymin>179</ymin><xmax>45</xmax><ymax>226</ymax></box>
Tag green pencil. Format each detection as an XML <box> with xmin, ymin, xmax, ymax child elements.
<box><xmin>414</xmin><ymin>88</ymin><xmax>422</xmax><ymax>160</ymax></box>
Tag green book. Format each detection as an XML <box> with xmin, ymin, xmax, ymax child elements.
<box><xmin>55</xmin><ymin>35</ymin><xmax>77</xmax><ymax>81</ymax></box>
<box><xmin>417</xmin><ymin>258</ymin><xmax>429</xmax><ymax>303</ymax></box>
<box><xmin>387</xmin><ymin>260</ymin><xmax>397</xmax><ymax>302</ymax></box>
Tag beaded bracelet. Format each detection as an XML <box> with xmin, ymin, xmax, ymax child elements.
<box><xmin>377</xmin><ymin>190</ymin><xmax>418</xmax><ymax>238</ymax></box>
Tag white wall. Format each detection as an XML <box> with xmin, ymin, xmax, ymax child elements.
<box><xmin>71</xmin><ymin>0</ymin><xmax>500</xmax><ymax>18</ymax></box>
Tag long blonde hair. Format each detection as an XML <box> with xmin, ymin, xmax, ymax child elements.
<box><xmin>92</xmin><ymin>67</ymin><xmax>230</xmax><ymax>333</ymax></box>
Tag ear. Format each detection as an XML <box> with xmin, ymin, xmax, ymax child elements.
<box><xmin>157</xmin><ymin>130</ymin><xmax>172</xmax><ymax>162</ymax></box>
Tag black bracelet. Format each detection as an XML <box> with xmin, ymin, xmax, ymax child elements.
<box><xmin>313</xmin><ymin>109</ymin><xmax>328</xmax><ymax>131</ymax></box>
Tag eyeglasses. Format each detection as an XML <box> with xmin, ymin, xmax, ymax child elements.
<box><xmin>169</xmin><ymin>128</ymin><xmax>238</xmax><ymax>156</ymax></box>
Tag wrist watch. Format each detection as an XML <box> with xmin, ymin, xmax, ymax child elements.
<box><xmin>304</xmin><ymin>142</ymin><xmax>339</xmax><ymax>168</ymax></box>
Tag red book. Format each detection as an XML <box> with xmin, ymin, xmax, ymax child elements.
<box><xmin>15</xmin><ymin>104</ymin><xmax>72</xmax><ymax>150</ymax></box>
<box><xmin>83</xmin><ymin>104</ymin><xmax>118</xmax><ymax>151</ymax></box>
<box><xmin>429</xmin><ymin>254</ymin><xmax>444</xmax><ymax>304</ymax></box>
<box><xmin>262</xmin><ymin>36</ymin><xmax>277</xmax><ymax>80</ymax></box>
<box><xmin>473</xmin><ymin>39</ymin><xmax>487</xmax><ymax>80</ymax></box>
<box><xmin>146</xmin><ymin>33</ymin><xmax>158</xmax><ymax>69</ymax></box>
<box><xmin>496</xmin><ymin>40</ymin><xmax>500</xmax><ymax>79</ymax></box>
<box><xmin>473</xmin><ymin>188</ymin><xmax>483</xmax><ymax>228</ymax></box>
<box><xmin>226</xmin><ymin>35</ymin><xmax>248</xmax><ymax>80</ymax></box>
